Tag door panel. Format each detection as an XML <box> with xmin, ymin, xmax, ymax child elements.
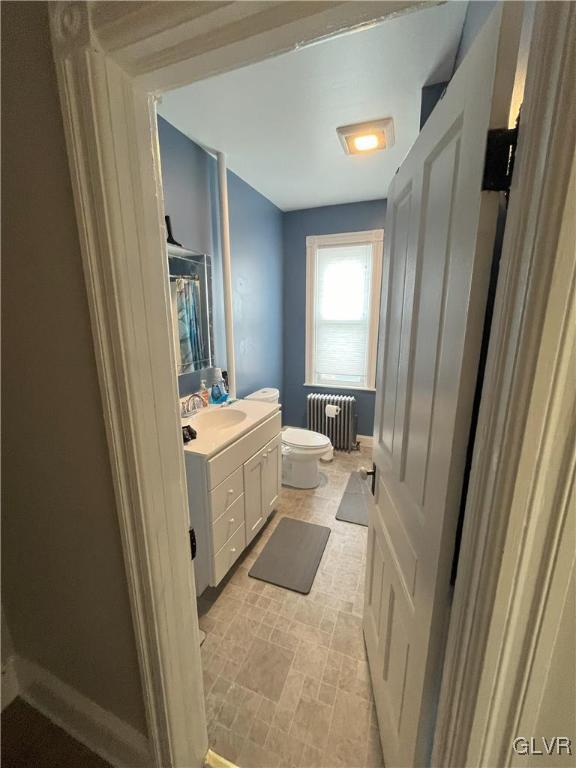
<box><xmin>263</xmin><ymin>434</ymin><xmax>281</xmax><ymax>516</ymax></box>
<box><xmin>365</xmin><ymin>6</ymin><xmax>522</xmax><ymax>766</ymax></box>
<box><xmin>243</xmin><ymin>448</ymin><xmax>265</xmax><ymax>545</ymax></box>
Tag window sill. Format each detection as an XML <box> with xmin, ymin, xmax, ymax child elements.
<box><xmin>303</xmin><ymin>382</ymin><xmax>376</xmax><ymax>393</ymax></box>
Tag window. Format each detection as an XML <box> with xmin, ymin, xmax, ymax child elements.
<box><xmin>306</xmin><ymin>230</ymin><xmax>383</xmax><ymax>390</ymax></box>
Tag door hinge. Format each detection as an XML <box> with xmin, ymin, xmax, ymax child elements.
<box><xmin>189</xmin><ymin>527</ymin><xmax>197</xmax><ymax>560</ymax></box>
<box><xmin>482</xmin><ymin>126</ymin><xmax>518</xmax><ymax>193</ymax></box>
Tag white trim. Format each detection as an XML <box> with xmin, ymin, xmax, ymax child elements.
<box><xmin>303</xmin><ymin>383</ymin><xmax>376</xmax><ymax>393</ymax></box>
<box><xmin>217</xmin><ymin>152</ymin><xmax>236</xmax><ymax>399</ymax></box>
<box><xmin>433</xmin><ymin>3</ymin><xmax>576</xmax><ymax>765</ymax></box>
<box><xmin>15</xmin><ymin>656</ymin><xmax>150</xmax><ymax>768</ymax></box>
<box><xmin>49</xmin><ymin>11</ymin><xmax>207</xmax><ymax>766</ymax></box>
<box><xmin>1</xmin><ymin>656</ymin><xmax>19</xmax><ymax>711</ymax></box>
<box><xmin>305</xmin><ymin>229</ymin><xmax>384</xmax><ymax>391</ymax></box>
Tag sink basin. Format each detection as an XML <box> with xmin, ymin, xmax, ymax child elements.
<box><xmin>191</xmin><ymin>408</ymin><xmax>247</xmax><ymax>431</ymax></box>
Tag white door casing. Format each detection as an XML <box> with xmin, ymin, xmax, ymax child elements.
<box><xmin>364</xmin><ymin>6</ymin><xmax>522</xmax><ymax>767</ymax></box>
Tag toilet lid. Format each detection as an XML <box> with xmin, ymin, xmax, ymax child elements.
<box><xmin>282</xmin><ymin>427</ymin><xmax>331</xmax><ymax>450</ymax></box>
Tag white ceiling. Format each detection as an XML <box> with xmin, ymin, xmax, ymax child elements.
<box><xmin>158</xmin><ymin>2</ymin><xmax>467</xmax><ymax>211</ymax></box>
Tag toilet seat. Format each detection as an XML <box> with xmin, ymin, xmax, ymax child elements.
<box><xmin>282</xmin><ymin>427</ymin><xmax>331</xmax><ymax>451</ymax></box>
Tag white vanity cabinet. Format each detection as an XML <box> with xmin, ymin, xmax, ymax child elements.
<box><xmin>184</xmin><ymin>407</ymin><xmax>281</xmax><ymax>595</ymax></box>
<box><xmin>244</xmin><ymin>434</ymin><xmax>281</xmax><ymax>545</ymax></box>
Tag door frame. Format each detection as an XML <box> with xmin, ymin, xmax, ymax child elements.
<box><xmin>48</xmin><ymin>2</ymin><xmax>575</xmax><ymax>766</ymax></box>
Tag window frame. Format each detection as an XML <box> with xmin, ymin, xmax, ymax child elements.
<box><xmin>305</xmin><ymin>229</ymin><xmax>384</xmax><ymax>391</ymax></box>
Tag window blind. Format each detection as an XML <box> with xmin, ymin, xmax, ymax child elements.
<box><xmin>312</xmin><ymin>243</ymin><xmax>373</xmax><ymax>387</ymax></box>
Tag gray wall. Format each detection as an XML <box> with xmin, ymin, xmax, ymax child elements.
<box><xmin>1</xmin><ymin>2</ymin><xmax>147</xmax><ymax>734</ymax></box>
<box><xmin>282</xmin><ymin>200</ymin><xmax>387</xmax><ymax>435</ymax></box>
<box><xmin>158</xmin><ymin>118</ymin><xmax>284</xmax><ymax>400</ymax></box>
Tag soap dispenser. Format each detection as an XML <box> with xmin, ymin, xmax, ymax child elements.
<box><xmin>199</xmin><ymin>379</ymin><xmax>209</xmax><ymax>407</ymax></box>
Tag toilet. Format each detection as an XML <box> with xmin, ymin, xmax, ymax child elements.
<box><xmin>245</xmin><ymin>388</ymin><xmax>333</xmax><ymax>489</ymax></box>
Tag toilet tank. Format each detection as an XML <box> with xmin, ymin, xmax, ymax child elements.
<box><xmin>244</xmin><ymin>387</ymin><xmax>280</xmax><ymax>404</ymax></box>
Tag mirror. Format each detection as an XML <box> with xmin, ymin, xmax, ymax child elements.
<box><xmin>168</xmin><ymin>244</ymin><xmax>214</xmax><ymax>374</ymax></box>
<box><xmin>166</xmin><ymin>231</ymin><xmax>227</xmax><ymax>395</ymax></box>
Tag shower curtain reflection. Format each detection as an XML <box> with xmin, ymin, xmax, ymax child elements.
<box><xmin>173</xmin><ymin>276</ymin><xmax>207</xmax><ymax>372</ymax></box>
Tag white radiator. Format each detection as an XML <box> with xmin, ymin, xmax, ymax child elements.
<box><xmin>307</xmin><ymin>393</ymin><xmax>358</xmax><ymax>452</ymax></box>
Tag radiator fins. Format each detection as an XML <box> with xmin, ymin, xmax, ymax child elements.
<box><xmin>306</xmin><ymin>393</ymin><xmax>358</xmax><ymax>452</ymax></box>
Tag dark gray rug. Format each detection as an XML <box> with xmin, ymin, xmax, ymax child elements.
<box><xmin>335</xmin><ymin>471</ymin><xmax>371</xmax><ymax>526</ymax></box>
<box><xmin>248</xmin><ymin>517</ymin><xmax>331</xmax><ymax>594</ymax></box>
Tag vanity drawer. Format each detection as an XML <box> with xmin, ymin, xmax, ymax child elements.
<box><xmin>210</xmin><ymin>466</ymin><xmax>244</xmax><ymax>522</ymax></box>
<box><xmin>213</xmin><ymin>523</ymin><xmax>245</xmax><ymax>586</ymax></box>
<box><xmin>207</xmin><ymin>411</ymin><xmax>281</xmax><ymax>489</ymax></box>
<box><xmin>212</xmin><ymin>494</ymin><xmax>245</xmax><ymax>553</ymax></box>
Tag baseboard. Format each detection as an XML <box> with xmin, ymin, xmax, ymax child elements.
<box><xmin>1</xmin><ymin>655</ymin><xmax>19</xmax><ymax>711</ymax></box>
<box><xmin>15</xmin><ymin>656</ymin><xmax>150</xmax><ymax>768</ymax></box>
<box><xmin>356</xmin><ymin>434</ymin><xmax>374</xmax><ymax>448</ymax></box>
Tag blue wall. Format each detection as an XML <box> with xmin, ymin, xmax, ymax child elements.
<box><xmin>158</xmin><ymin>116</ymin><xmax>283</xmax><ymax>399</ymax></box>
<box><xmin>282</xmin><ymin>200</ymin><xmax>387</xmax><ymax>435</ymax></box>
<box><xmin>158</xmin><ymin>116</ymin><xmax>216</xmax><ymax>256</ymax></box>
<box><xmin>227</xmin><ymin>173</ymin><xmax>283</xmax><ymax>398</ymax></box>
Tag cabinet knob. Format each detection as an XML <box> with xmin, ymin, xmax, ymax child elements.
<box><xmin>230</xmin><ymin>547</ymin><xmax>237</xmax><ymax>553</ymax></box>
<box><xmin>263</xmin><ymin>452</ymin><xmax>268</xmax><ymax>458</ymax></box>
<box><xmin>229</xmin><ymin>518</ymin><xmax>235</xmax><ymax>524</ymax></box>
<box><xmin>227</xmin><ymin>488</ymin><xmax>234</xmax><ymax>494</ymax></box>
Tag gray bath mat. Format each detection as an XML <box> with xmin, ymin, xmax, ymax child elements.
<box><xmin>335</xmin><ymin>471</ymin><xmax>371</xmax><ymax>526</ymax></box>
<box><xmin>248</xmin><ymin>517</ymin><xmax>331</xmax><ymax>594</ymax></box>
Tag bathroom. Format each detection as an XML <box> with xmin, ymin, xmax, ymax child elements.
<box><xmin>155</xmin><ymin>3</ymin><xmax>471</xmax><ymax>766</ymax></box>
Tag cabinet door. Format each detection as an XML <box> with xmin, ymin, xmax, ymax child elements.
<box><xmin>263</xmin><ymin>434</ymin><xmax>281</xmax><ymax>516</ymax></box>
<box><xmin>243</xmin><ymin>447</ymin><xmax>266</xmax><ymax>545</ymax></box>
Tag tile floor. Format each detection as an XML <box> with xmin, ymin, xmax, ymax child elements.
<box><xmin>198</xmin><ymin>448</ymin><xmax>384</xmax><ymax>768</ymax></box>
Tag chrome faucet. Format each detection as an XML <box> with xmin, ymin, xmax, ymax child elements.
<box><xmin>181</xmin><ymin>392</ymin><xmax>206</xmax><ymax>417</ymax></box>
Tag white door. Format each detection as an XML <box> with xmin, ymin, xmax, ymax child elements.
<box><xmin>364</xmin><ymin>6</ymin><xmax>522</xmax><ymax>767</ymax></box>
<box><xmin>263</xmin><ymin>434</ymin><xmax>281</xmax><ymax>516</ymax></box>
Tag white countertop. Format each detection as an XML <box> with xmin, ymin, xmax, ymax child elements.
<box><xmin>182</xmin><ymin>399</ymin><xmax>281</xmax><ymax>458</ymax></box>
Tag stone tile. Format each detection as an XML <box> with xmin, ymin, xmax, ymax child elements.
<box><xmin>292</xmin><ymin>641</ymin><xmax>329</xmax><ymax>681</ymax></box>
<box><xmin>216</xmin><ymin>701</ymin><xmax>237</xmax><ymax>728</ymax></box>
<box><xmin>290</xmin><ymin>696</ymin><xmax>333</xmax><ymax>751</ymax></box>
<box><xmin>201</xmin><ymin>453</ymin><xmax>381</xmax><ymax>764</ymax></box>
<box><xmin>209</xmin><ymin>724</ymin><xmax>245</xmax><ymax>764</ymax></box>
<box><xmin>238</xmin><ymin>738</ymin><xmax>281</xmax><ymax>768</ymax></box>
<box><xmin>255</xmin><ymin>622</ymin><xmax>273</xmax><ymax>640</ymax></box>
<box><xmin>321</xmin><ymin>664</ymin><xmax>340</xmax><ymax>687</ymax></box>
<box><xmin>236</xmin><ymin>637</ymin><xmax>295</xmax><ymax>702</ymax></box>
<box><xmin>248</xmin><ymin>717</ymin><xmax>270</xmax><ymax>747</ymax></box>
<box><xmin>331</xmin><ymin>611</ymin><xmax>365</xmax><ymax>658</ymax></box>
<box><xmin>231</xmin><ymin>706</ymin><xmax>255</xmax><ymax>736</ymax></box>
<box><xmin>318</xmin><ymin>682</ymin><xmax>337</xmax><ymax>706</ymax></box>
<box><xmin>257</xmin><ymin>697</ymin><xmax>277</xmax><ymax>725</ymax></box>
<box><xmin>293</xmin><ymin>600</ymin><xmax>323</xmax><ymax>628</ymax></box>
<box><xmin>266</xmin><ymin>726</ymin><xmax>305</xmax><ymax>767</ymax></box>
<box><xmin>325</xmin><ymin>688</ymin><xmax>372</xmax><ymax>764</ymax></box>
<box><xmin>270</xmin><ymin>626</ymin><xmax>301</xmax><ymax>652</ymax></box>
<box><xmin>272</xmin><ymin>705</ymin><xmax>294</xmax><ymax>733</ymax></box>
<box><xmin>302</xmin><ymin>675</ymin><xmax>320</xmax><ymax>700</ymax></box>
<box><xmin>278</xmin><ymin>668</ymin><xmax>305</xmax><ymax>712</ymax></box>
<box><xmin>301</xmin><ymin>744</ymin><xmax>324</xmax><ymax>768</ymax></box>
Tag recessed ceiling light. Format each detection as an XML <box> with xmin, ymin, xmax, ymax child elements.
<box><xmin>337</xmin><ymin>118</ymin><xmax>395</xmax><ymax>156</ymax></box>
